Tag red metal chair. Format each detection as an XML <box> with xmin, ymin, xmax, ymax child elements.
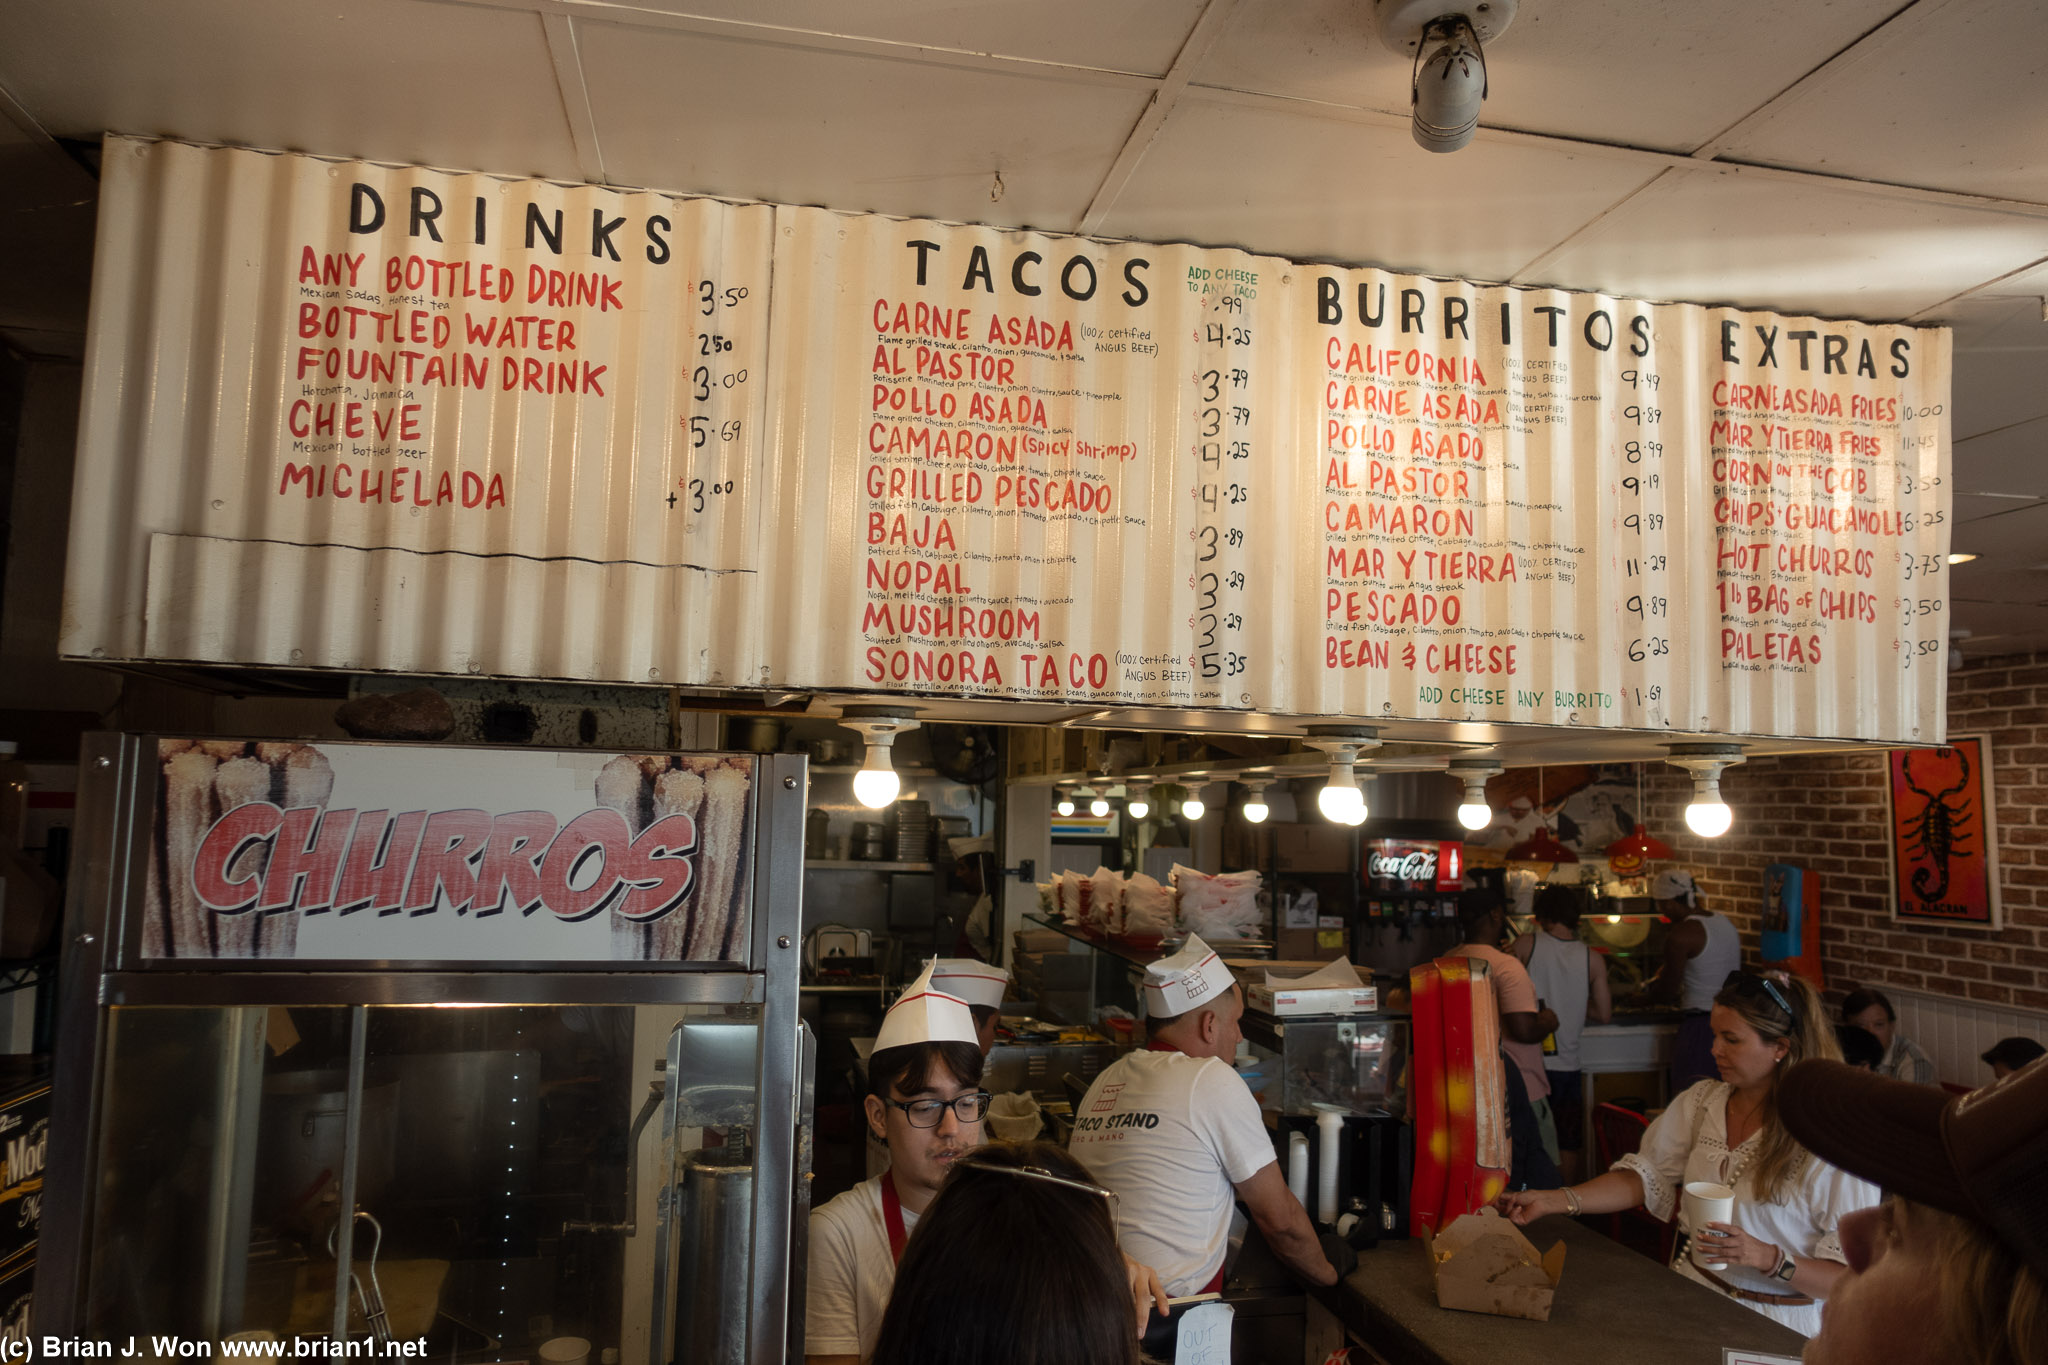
<box><xmin>1592</xmin><ymin>1102</ymin><xmax>1677</xmax><ymax>1264</ymax></box>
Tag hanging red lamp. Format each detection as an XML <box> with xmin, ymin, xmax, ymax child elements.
<box><xmin>1507</xmin><ymin>825</ymin><xmax>1577</xmax><ymax>863</ymax></box>
<box><xmin>1605</xmin><ymin>823</ymin><xmax>1674</xmax><ymax>876</ymax></box>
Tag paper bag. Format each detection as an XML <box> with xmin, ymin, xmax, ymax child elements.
<box><xmin>1420</xmin><ymin>1207</ymin><xmax>1566</xmax><ymax>1322</ymax></box>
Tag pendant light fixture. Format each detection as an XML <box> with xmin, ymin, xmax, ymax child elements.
<box><xmin>1446</xmin><ymin>759</ymin><xmax>1502</xmax><ymax>832</ymax></box>
<box><xmin>1605</xmin><ymin>763</ymin><xmax>1674</xmax><ymax>873</ymax></box>
<box><xmin>839</xmin><ymin>705</ymin><xmax>920</xmax><ymax>810</ymax></box>
<box><xmin>1506</xmin><ymin>767</ymin><xmax>1577</xmax><ymax>862</ymax></box>
<box><xmin>1055</xmin><ymin>786</ymin><xmax>1076</xmax><ymax>817</ymax></box>
<box><xmin>1089</xmin><ymin>788</ymin><xmax>1111</xmax><ymax>818</ymax></box>
<box><xmin>1181</xmin><ymin>783</ymin><xmax>1208</xmax><ymax>821</ymax></box>
<box><xmin>1304</xmin><ymin>725</ymin><xmax>1378</xmax><ymax>826</ymax></box>
<box><xmin>1240</xmin><ymin>777</ymin><xmax>1272</xmax><ymax>824</ymax></box>
<box><xmin>1666</xmin><ymin>743</ymin><xmax>1744</xmax><ymax>837</ymax></box>
<box><xmin>1125</xmin><ymin>782</ymin><xmax>1152</xmax><ymax>820</ymax></box>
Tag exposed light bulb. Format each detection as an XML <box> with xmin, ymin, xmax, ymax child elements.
<box><xmin>842</xmin><ymin>706</ymin><xmax>918</xmax><ymax>812</ymax></box>
<box><xmin>1182</xmin><ymin>785</ymin><xmax>1208</xmax><ymax>821</ymax></box>
<box><xmin>1090</xmin><ymin>795</ymin><xmax>1110</xmax><ymax>818</ymax></box>
<box><xmin>1685</xmin><ymin>796</ymin><xmax>1733</xmax><ymax>838</ymax></box>
<box><xmin>1457</xmin><ymin>801</ymin><xmax>1492</xmax><ymax>831</ymax></box>
<box><xmin>1127</xmin><ymin>793</ymin><xmax>1151</xmax><ymax>819</ymax></box>
<box><xmin>1242</xmin><ymin>798</ymin><xmax>1269</xmax><ymax>823</ymax></box>
<box><xmin>1055</xmin><ymin>791</ymin><xmax>1075</xmax><ymax>817</ymax></box>
<box><xmin>852</xmin><ymin>759</ymin><xmax>900</xmax><ymax>810</ymax></box>
<box><xmin>1318</xmin><ymin>773</ymin><xmax>1367</xmax><ymax>826</ymax></box>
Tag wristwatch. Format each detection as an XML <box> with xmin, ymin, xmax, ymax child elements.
<box><xmin>1772</xmin><ymin>1249</ymin><xmax>1797</xmax><ymax>1283</ymax></box>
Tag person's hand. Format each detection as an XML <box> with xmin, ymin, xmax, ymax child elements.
<box><xmin>1496</xmin><ymin>1188</ymin><xmax>1565</xmax><ymax>1225</ymax></box>
<box><xmin>1317</xmin><ymin>1230</ymin><xmax>1358</xmax><ymax>1283</ymax></box>
<box><xmin>1701</xmin><ymin>1221</ymin><xmax>1779</xmax><ymax>1273</ymax></box>
<box><xmin>1121</xmin><ymin>1252</ymin><xmax>1170</xmax><ymax>1334</ymax></box>
<box><xmin>1534</xmin><ymin>1007</ymin><xmax>1561</xmax><ymax>1036</ymax></box>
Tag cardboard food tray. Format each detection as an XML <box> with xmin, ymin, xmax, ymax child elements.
<box><xmin>1420</xmin><ymin>1208</ymin><xmax>1566</xmax><ymax>1322</ymax></box>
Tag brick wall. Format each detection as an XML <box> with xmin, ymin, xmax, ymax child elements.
<box><xmin>1625</xmin><ymin>651</ymin><xmax>2048</xmax><ymax>1014</ymax></box>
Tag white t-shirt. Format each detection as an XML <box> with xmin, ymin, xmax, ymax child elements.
<box><xmin>804</xmin><ymin>1173</ymin><xmax>917</xmax><ymax>1359</ymax></box>
<box><xmin>1069</xmin><ymin>1050</ymin><xmax>1277</xmax><ymax>1296</ymax></box>
<box><xmin>1614</xmin><ymin>1079</ymin><xmax>1879</xmax><ymax>1337</ymax></box>
<box><xmin>1680</xmin><ymin>912</ymin><xmax>1742</xmax><ymax>1011</ymax></box>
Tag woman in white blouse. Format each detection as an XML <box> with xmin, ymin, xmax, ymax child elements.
<box><xmin>1500</xmin><ymin>969</ymin><xmax>1879</xmax><ymax>1336</ymax></box>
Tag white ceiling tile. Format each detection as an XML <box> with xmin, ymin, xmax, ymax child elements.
<box><xmin>1095</xmin><ymin>92</ymin><xmax>1660</xmax><ymax>280</ymax></box>
<box><xmin>1194</xmin><ymin>0</ymin><xmax>1909</xmax><ymax>153</ymax></box>
<box><xmin>590</xmin><ymin>0</ymin><xmax>1208</xmax><ymax>75</ymax></box>
<box><xmin>1715</xmin><ymin>0</ymin><xmax>2048</xmax><ymax>203</ymax></box>
<box><xmin>1531</xmin><ymin>168</ymin><xmax>2048</xmax><ymax>319</ymax></box>
<box><xmin>0</xmin><ymin>0</ymin><xmax>584</xmax><ymax>180</ymax></box>
<box><xmin>577</xmin><ymin>22</ymin><xmax>1148</xmax><ymax>228</ymax></box>
<box><xmin>1954</xmin><ymin>417</ymin><xmax>2048</xmax><ymax>499</ymax></box>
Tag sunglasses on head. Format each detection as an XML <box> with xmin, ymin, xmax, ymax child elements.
<box><xmin>956</xmin><ymin>1157</ymin><xmax>1120</xmax><ymax>1237</ymax></box>
<box><xmin>1723</xmin><ymin>970</ymin><xmax>1797</xmax><ymax>1021</ymax></box>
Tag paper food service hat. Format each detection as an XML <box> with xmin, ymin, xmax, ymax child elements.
<box><xmin>1142</xmin><ymin>934</ymin><xmax>1237</xmax><ymax>1017</ymax></box>
<box><xmin>926</xmin><ymin>958</ymin><xmax>1010</xmax><ymax>1011</ymax></box>
<box><xmin>875</xmin><ymin>963</ymin><xmax>980</xmax><ymax>1052</ymax></box>
<box><xmin>1650</xmin><ymin>869</ymin><xmax>1698</xmax><ymax>904</ymax></box>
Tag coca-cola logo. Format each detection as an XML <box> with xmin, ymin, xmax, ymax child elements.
<box><xmin>1368</xmin><ymin>850</ymin><xmax>1438</xmax><ymax>881</ymax></box>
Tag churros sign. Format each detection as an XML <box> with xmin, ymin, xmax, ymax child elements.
<box><xmin>142</xmin><ymin>741</ymin><xmax>756</xmax><ymax>964</ymax></box>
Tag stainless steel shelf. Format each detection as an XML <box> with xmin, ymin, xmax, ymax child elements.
<box><xmin>805</xmin><ymin>860</ymin><xmax>935</xmax><ymax>872</ymax></box>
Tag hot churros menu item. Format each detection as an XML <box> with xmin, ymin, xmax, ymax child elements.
<box><xmin>141</xmin><ymin>739</ymin><xmax>757</xmax><ymax>964</ymax></box>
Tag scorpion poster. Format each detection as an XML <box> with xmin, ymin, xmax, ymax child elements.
<box><xmin>1886</xmin><ymin>735</ymin><xmax>2000</xmax><ymax>931</ymax></box>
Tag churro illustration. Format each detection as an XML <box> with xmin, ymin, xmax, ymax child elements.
<box><xmin>595</xmin><ymin>754</ymin><xmax>753</xmax><ymax>961</ymax></box>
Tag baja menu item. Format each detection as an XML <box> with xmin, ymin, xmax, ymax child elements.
<box><xmin>141</xmin><ymin>740</ymin><xmax>756</xmax><ymax>964</ymax></box>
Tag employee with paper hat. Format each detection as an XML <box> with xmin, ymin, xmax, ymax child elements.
<box><xmin>925</xmin><ymin>957</ymin><xmax>1011</xmax><ymax>1054</ymax></box>
<box><xmin>806</xmin><ymin>965</ymin><xmax>1168</xmax><ymax>1363</ymax></box>
<box><xmin>805</xmin><ymin>964</ymin><xmax>990</xmax><ymax>1364</ymax></box>
<box><xmin>1071</xmin><ymin>936</ymin><xmax>1343</xmax><ymax>1354</ymax></box>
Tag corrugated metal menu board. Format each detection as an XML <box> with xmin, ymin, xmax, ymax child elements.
<box><xmin>64</xmin><ymin>138</ymin><xmax>1954</xmax><ymax>743</ymax></box>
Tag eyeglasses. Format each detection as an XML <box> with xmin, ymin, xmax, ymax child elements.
<box><xmin>1723</xmin><ymin>970</ymin><xmax>1797</xmax><ymax>1021</ymax></box>
<box><xmin>957</xmin><ymin>1158</ymin><xmax>1119</xmax><ymax>1236</ymax></box>
<box><xmin>885</xmin><ymin>1091</ymin><xmax>992</xmax><ymax>1128</ymax></box>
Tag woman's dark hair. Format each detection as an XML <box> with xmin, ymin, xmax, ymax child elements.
<box><xmin>1982</xmin><ymin>1036</ymin><xmax>2045</xmax><ymax>1071</ymax></box>
<box><xmin>1840</xmin><ymin>988</ymin><xmax>1898</xmax><ymax>1024</ymax></box>
<box><xmin>869</xmin><ymin>1141</ymin><xmax>1138</xmax><ymax>1365</ymax></box>
<box><xmin>1531</xmin><ymin>884</ymin><xmax>1587</xmax><ymax>931</ymax></box>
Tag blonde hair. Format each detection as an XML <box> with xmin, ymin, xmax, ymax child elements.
<box><xmin>1715</xmin><ymin>971</ymin><xmax>1839</xmax><ymax>1203</ymax></box>
<box><xmin>1926</xmin><ymin>1201</ymin><xmax>2048</xmax><ymax>1365</ymax></box>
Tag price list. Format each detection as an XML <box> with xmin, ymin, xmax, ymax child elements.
<box><xmin>1186</xmin><ymin>285</ymin><xmax>1258</xmax><ymax>703</ymax></box>
<box><xmin>664</xmin><ymin>204</ymin><xmax>773</xmax><ymax>571</ymax></box>
<box><xmin>1613</xmin><ymin>363</ymin><xmax>1674</xmax><ymax>726</ymax></box>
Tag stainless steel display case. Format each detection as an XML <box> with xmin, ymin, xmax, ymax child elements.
<box><xmin>40</xmin><ymin>735</ymin><xmax>813</xmax><ymax>1365</ymax></box>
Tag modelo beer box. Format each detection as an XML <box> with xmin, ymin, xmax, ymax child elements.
<box><xmin>0</xmin><ymin>1079</ymin><xmax>48</xmax><ymax>1272</ymax></box>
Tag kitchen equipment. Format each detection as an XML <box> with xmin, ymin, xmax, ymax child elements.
<box><xmin>736</xmin><ymin>717</ymin><xmax>782</xmax><ymax>753</ymax></box>
<box><xmin>255</xmin><ymin>1069</ymin><xmax>399</xmax><ymax>1237</ymax></box>
<box><xmin>805</xmin><ymin>738</ymin><xmax>846</xmax><ymax>766</ymax></box>
<box><xmin>852</xmin><ymin>822</ymin><xmax>887</xmax><ymax>861</ymax></box>
<box><xmin>804</xmin><ymin>807</ymin><xmax>830</xmax><ymax>860</ymax></box>
<box><xmin>805</xmin><ymin>924</ymin><xmax>873</xmax><ymax>973</ymax></box>
<box><xmin>888</xmin><ymin>800</ymin><xmax>931</xmax><ymax>863</ymax></box>
<box><xmin>672</xmin><ymin>1147</ymin><xmax>753</xmax><ymax>1365</ymax></box>
<box><xmin>986</xmin><ymin>1091</ymin><xmax>1043</xmax><ymax>1141</ymax></box>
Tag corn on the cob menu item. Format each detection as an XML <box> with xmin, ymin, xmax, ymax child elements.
<box><xmin>142</xmin><ymin>740</ymin><xmax>755</xmax><ymax>963</ymax></box>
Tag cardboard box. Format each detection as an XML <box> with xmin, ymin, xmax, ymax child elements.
<box><xmin>0</xmin><ymin>1083</ymin><xmax>47</xmax><ymax>1274</ymax></box>
<box><xmin>1271</xmin><ymin>823</ymin><xmax>1357</xmax><ymax>873</ymax></box>
<box><xmin>1421</xmin><ymin>1208</ymin><xmax>1565</xmax><ymax>1322</ymax></box>
<box><xmin>1274</xmin><ymin>928</ymin><xmax>1348</xmax><ymax>961</ymax></box>
<box><xmin>1246</xmin><ymin>981</ymin><xmax>1376</xmax><ymax>1015</ymax></box>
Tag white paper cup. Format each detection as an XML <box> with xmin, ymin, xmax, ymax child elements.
<box><xmin>1682</xmin><ymin>1180</ymin><xmax>1736</xmax><ymax>1269</ymax></box>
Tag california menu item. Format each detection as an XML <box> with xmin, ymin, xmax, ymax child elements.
<box><xmin>141</xmin><ymin>740</ymin><xmax>756</xmax><ymax>963</ymax></box>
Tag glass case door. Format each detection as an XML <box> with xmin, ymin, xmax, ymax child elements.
<box><xmin>82</xmin><ymin>1002</ymin><xmax>771</xmax><ymax>1365</ymax></box>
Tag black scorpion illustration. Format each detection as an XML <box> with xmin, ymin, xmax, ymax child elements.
<box><xmin>1901</xmin><ymin>747</ymin><xmax>1974</xmax><ymax>903</ymax></box>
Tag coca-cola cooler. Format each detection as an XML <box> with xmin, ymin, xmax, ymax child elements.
<box><xmin>1354</xmin><ymin>838</ymin><xmax>1465</xmax><ymax>977</ymax></box>
<box><xmin>40</xmin><ymin>735</ymin><xmax>814</xmax><ymax>1365</ymax></box>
